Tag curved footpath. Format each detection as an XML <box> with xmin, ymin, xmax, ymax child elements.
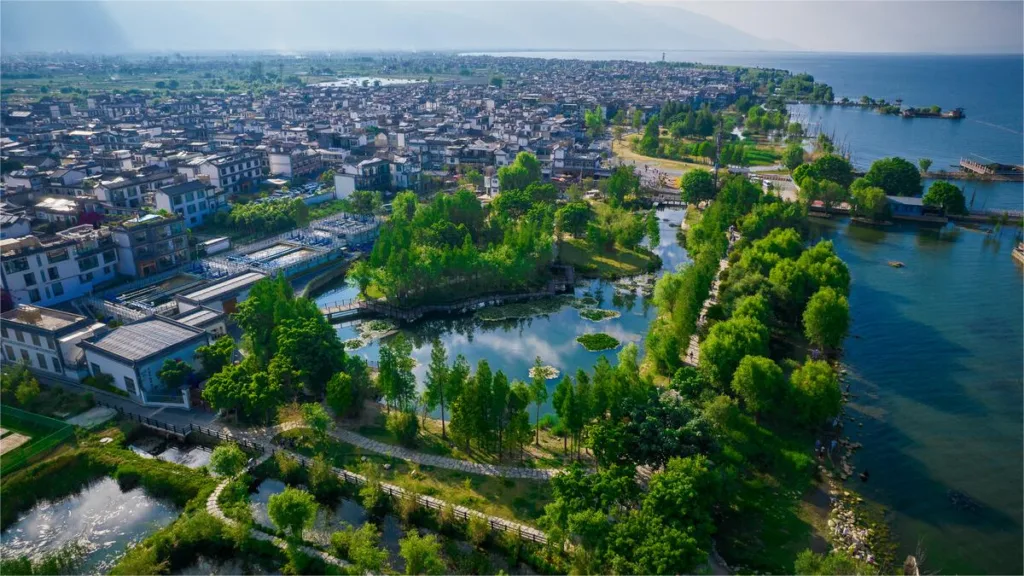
<box><xmin>206</xmin><ymin>453</ymin><xmax>351</xmax><ymax>569</ymax></box>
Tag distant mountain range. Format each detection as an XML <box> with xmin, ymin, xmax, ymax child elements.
<box><xmin>1</xmin><ymin>1</ymin><xmax>799</xmax><ymax>54</ymax></box>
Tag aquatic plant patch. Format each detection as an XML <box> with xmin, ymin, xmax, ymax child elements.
<box><xmin>575</xmin><ymin>333</ymin><xmax>621</xmax><ymax>351</ymax></box>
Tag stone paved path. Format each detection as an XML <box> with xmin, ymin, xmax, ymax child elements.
<box><xmin>685</xmin><ymin>230</ymin><xmax>740</xmax><ymax>367</ymax></box>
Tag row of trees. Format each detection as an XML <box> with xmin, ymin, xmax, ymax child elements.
<box><xmin>207</xmin><ymin>197</ymin><xmax>310</xmax><ymax>237</ymax></box>
<box><xmin>641</xmin><ymin>172</ymin><xmax>854</xmax><ymax>572</ymax></box>
<box><xmin>794</xmin><ymin>152</ymin><xmax>968</xmax><ymax>219</ymax></box>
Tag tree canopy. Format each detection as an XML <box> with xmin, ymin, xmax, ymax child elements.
<box><xmin>923</xmin><ymin>180</ymin><xmax>967</xmax><ymax>215</ymax></box>
<box><xmin>680</xmin><ymin>169</ymin><xmax>716</xmax><ymax>204</ymax></box>
<box><xmin>864</xmin><ymin>157</ymin><xmax>922</xmax><ymax>197</ymax></box>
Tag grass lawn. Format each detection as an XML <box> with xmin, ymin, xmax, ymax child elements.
<box><xmin>279</xmin><ymin>428</ymin><xmax>553</xmax><ymax>525</ymax></box>
<box><xmin>350</xmin><ymin>405</ymin><xmax>582</xmax><ymax>469</ymax></box>
<box><xmin>558</xmin><ymin>238</ymin><xmax>659</xmax><ymax>279</ymax></box>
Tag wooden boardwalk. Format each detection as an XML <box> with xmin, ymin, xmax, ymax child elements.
<box><xmin>321</xmin><ymin>266</ymin><xmax>576</xmax><ymax>323</ymax></box>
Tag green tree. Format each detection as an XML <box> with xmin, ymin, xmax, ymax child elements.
<box><xmin>637</xmin><ymin>117</ymin><xmax>660</xmax><ymax>156</ymax></box>
<box><xmin>195</xmin><ymin>335</ymin><xmax>235</xmax><ymax>376</ymax></box>
<box><xmin>803</xmin><ymin>287</ymin><xmax>850</xmax><ymax>350</ymax></box>
<box><xmin>13</xmin><ymin>373</ymin><xmax>40</xmax><ymax>406</ymax></box>
<box><xmin>850</xmin><ymin>184</ymin><xmax>889</xmax><ymax>220</ymax></box>
<box><xmin>646</xmin><ymin>209</ymin><xmax>661</xmax><ymax>246</ymax></box>
<box><xmin>301</xmin><ymin>402</ymin><xmax>333</xmax><ymax>445</ymax></box>
<box><xmin>399</xmin><ymin>532</ymin><xmax>446</xmax><ymax>575</ymax></box>
<box><xmin>585</xmin><ymin>106</ymin><xmax>607</xmax><ymax>139</ymax></box>
<box><xmin>340</xmin><ymin>524</ymin><xmax>390</xmax><ymax>573</ymax></box>
<box><xmin>530</xmin><ymin>356</ymin><xmax>549</xmax><ymax>446</ymax></box>
<box><xmin>699</xmin><ymin>316</ymin><xmax>770</xmax><ymax>387</ymax></box>
<box><xmin>210</xmin><ymin>443</ymin><xmax>248</xmax><ymax>477</ymax></box>
<box><xmin>378</xmin><ymin>334</ymin><xmax>416</xmax><ymax>411</ymax></box>
<box><xmin>157</xmin><ymin>358</ymin><xmax>193</xmax><ymax>389</ymax></box>
<box><xmin>605</xmin><ymin>166</ymin><xmax>640</xmax><ymax>207</ymax></box>
<box><xmin>325</xmin><ymin>372</ymin><xmax>354</xmax><ymax>415</ymax></box>
<box><xmin>497</xmin><ymin>152</ymin><xmax>541</xmax><ymax>191</ymax></box>
<box><xmin>423</xmin><ymin>340</ymin><xmax>450</xmax><ymax>438</ymax></box>
<box><xmin>348</xmin><ymin>260</ymin><xmax>374</xmax><ymax>296</ymax></box>
<box><xmin>268</xmin><ymin>487</ymin><xmax>317</xmax><ymax>539</ymax></box>
<box><xmin>555</xmin><ymin>201</ymin><xmax>593</xmax><ymax>238</ymax></box>
<box><xmin>791</xmin><ymin>360</ymin><xmax>842</xmax><ymax>427</ymax></box>
<box><xmin>918</xmin><ymin>158</ymin><xmax>933</xmax><ymax>174</ymax></box>
<box><xmin>680</xmin><ymin>168</ymin><xmax>716</xmax><ymax>204</ymax></box>
<box><xmin>923</xmin><ymin>180</ymin><xmax>968</xmax><ymax>215</ymax></box>
<box><xmin>812</xmin><ymin>154</ymin><xmax>854</xmax><ymax>188</ymax></box>
<box><xmin>865</xmin><ymin>156</ymin><xmax>922</xmax><ymax>196</ymax></box>
<box><xmin>730</xmin><ymin>355</ymin><xmax>786</xmax><ymax>420</ymax></box>
<box><xmin>782</xmin><ymin>142</ymin><xmax>805</xmax><ymax>171</ymax></box>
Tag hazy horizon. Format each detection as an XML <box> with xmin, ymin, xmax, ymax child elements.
<box><xmin>1</xmin><ymin>1</ymin><xmax>1021</xmax><ymax>56</ymax></box>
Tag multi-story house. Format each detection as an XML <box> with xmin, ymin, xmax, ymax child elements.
<box><xmin>0</xmin><ymin>225</ymin><xmax>119</xmax><ymax>306</ymax></box>
<box><xmin>197</xmin><ymin>150</ymin><xmax>263</xmax><ymax>195</ymax></box>
<box><xmin>111</xmin><ymin>213</ymin><xmax>190</xmax><ymax>277</ymax></box>
<box><xmin>268</xmin><ymin>145</ymin><xmax>323</xmax><ymax>179</ymax></box>
<box><xmin>334</xmin><ymin>158</ymin><xmax>390</xmax><ymax>197</ymax></box>
<box><xmin>153</xmin><ymin>180</ymin><xmax>222</xmax><ymax>227</ymax></box>
<box><xmin>94</xmin><ymin>171</ymin><xmax>177</xmax><ymax>209</ymax></box>
<box><xmin>1</xmin><ymin>304</ymin><xmax>107</xmax><ymax>383</ymax></box>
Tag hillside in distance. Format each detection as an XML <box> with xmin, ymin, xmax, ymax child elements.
<box><xmin>1</xmin><ymin>1</ymin><xmax>797</xmax><ymax>54</ymax></box>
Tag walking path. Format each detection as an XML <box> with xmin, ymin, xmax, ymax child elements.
<box><xmin>684</xmin><ymin>229</ymin><xmax>740</xmax><ymax>367</ymax></box>
<box><xmin>206</xmin><ymin>454</ymin><xmax>350</xmax><ymax>569</ymax></box>
<box><xmin>330</xmin><ymin>427</ymin><xmax>560</xmax><ymax>480</ymax></box>
<box><xmin>205</xmin><ymin>441</ymin><xmax>549</xmax><ymax>549</ymax></box>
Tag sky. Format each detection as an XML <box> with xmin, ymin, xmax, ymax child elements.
<box><xmin>1</xmin><ymin>0</ymin><xmax>1021</xmax><ymax>54</ymax></box>
<box><xmin>673</xmin><ymin>0</ymin><xmax>1024</xmax><ymax>54</ymax></box>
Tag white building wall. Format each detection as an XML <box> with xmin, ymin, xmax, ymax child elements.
<box><xmin>84</xmin><ymin>350</ymin><xmax>141</xmax><ymax>398</ymax></box>
<box><xmin>268</xmin><ymin>153</ymin><xmax>294</xmax><ymax>178</ymax></box>
<box><xmin>1</xmin><ymin>329</ymin><xmax>67</xmax><ymax>378</ymax></box>
<box><xmin>335</xmin><ymin>174</ymin><xmax>356</xmax><ymax>199</ymax></box>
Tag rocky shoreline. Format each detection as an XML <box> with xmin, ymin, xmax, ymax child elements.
<box><xmin>818</xmin><ymin>366</ymin><xmax>902</xmax><ymax>571</ymax></box>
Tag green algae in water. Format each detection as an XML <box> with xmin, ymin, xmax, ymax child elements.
<box><xmin>475</xmin><ymin>296</ymin><xmax>572</xmax><ymax>322</ymax></box>
<box><xmin>344</xmin><ymin>338</ymin><xmax>366</xmax><ymax>350</ymax></box>
<box><xmin>576</xmin><ymin>333</ymin><xmax>620</xmax><ymax>351</ymax></box>
<box><xmin>579</xmin><ymin>308</ymin><xmax>621</xmax><ymax>322</ymax></box>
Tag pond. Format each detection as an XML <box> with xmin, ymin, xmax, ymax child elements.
<box><xmin>0</xmin><ymin>477</ymin><xmax>179</xmax><ymax>573</ymax></box>
<box><xmin>249</xmin><ymin>478</ymin><xmax>406</xmax><ymax>571</ymax></box>
<box><xmin>314</xmin><ymin>208</ymin><xmax>690</xmax><ymax>417</ymax></box>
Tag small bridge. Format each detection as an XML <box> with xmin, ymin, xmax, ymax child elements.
<box><xmin>322</xmin><ymin>266</ymin><xmax>576</xmax><ymax>323</ymax></box>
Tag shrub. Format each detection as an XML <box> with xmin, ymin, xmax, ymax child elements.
<box><xmin>467</xmin><ymin>514</ymin><xmax>490</xmax><ymax>547</ymax></box>
<box><xmin>386</xmin><ymin>410</ymin><xmax>419</xmax><ymax>447</ymax></box>
<box><xmin>397</xmin><ymin>492</ymin><xmax>420</xmax><ymax>526</ymax></box>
